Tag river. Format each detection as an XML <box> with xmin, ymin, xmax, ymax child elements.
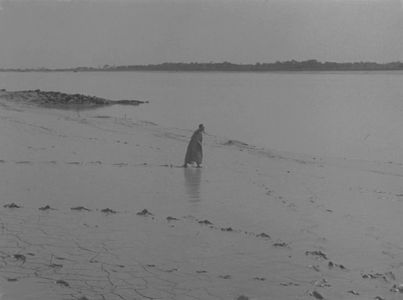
<box><xmin>1</xmin><ymin>71</ymin><xmax>403</xmax><ymax>162</ymax></box>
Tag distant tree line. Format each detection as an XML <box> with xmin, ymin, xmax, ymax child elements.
<box><xmin>3</xmin><ymin>60</ymin><xmax>403</xmax><ymax>72</ymax></box>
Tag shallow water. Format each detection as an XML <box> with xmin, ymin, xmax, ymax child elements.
<box><xmin>1</xmin><ymin>71</ymin><xmax>403</xmax><ymax>161</ymax></box>
<box><xmin>1</xmin><ymin>75</ymin><xmax>403</xmax><ymax>299</ymax></box>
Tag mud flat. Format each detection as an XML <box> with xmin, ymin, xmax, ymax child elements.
<box><xmin>0</xmin><ymin>91</ymin><xmax>403</xmax><ymax>299</ymax></box>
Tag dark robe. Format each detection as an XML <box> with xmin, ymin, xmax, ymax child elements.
<box><xmin>184</xmin><ymin>129</ymin><xmax>203</xmax><ymax>166</ymax></box>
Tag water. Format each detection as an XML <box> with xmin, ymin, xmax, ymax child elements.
<box><xmin>1</xmin><ymin>71</ymin><xmax>403</xmax><ymax>162</ymax></box>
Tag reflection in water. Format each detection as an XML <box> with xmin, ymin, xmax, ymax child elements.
<box><xmin>184</xmin><ymin>167</ymin><xmax>202</xmax><ymax>202</ymax></box>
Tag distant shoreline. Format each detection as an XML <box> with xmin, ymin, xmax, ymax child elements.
<box><xmin>2</xmin><ymin>60</ymin><xmax>403</xmax><ymax>72</ymax></box>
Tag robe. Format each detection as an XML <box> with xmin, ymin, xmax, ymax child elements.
<box><xmin>184</xmin><ymin>129</ymin><xmax>203</xmax><ymax>166</ymax></box>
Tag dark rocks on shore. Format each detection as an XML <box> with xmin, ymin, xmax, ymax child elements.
<box><xmin>305</xmin><ymin>250</ymin><xmax>328</xmax><ymax>260</ymax></box>
<box><xmin>136</xmin><ymin>209</ymin><xmax>153</xmax><ymax>216</ymax></box>
<box><xmin>70</xmin><ymin>206</ymin><xmax>91</xmax><ymax>212</ymax></box>
<box><xmin>198</xmin><ymin>219</ymin><xmax>213</xmax><ymax>225</ymax></box>
<box><xmin>13</xmin><ymin>254</ymin><xmax>26</xmax><ymax>263</ymax></box>
<box><xmin>4</xmin><ymin>203</ymin><xmax>21</xmax><ymax>208</ymax></box>
<box><xmin>55</xmin><ymin>279</ymin><xmax>70</xmax><ymax>287</ymax></box>
<box><xmin>101</xmin><ymin>208</ymin><xmax>117</xmax><ymax>214</ymax></box>
<box><xmin>256</xmin><ymin>232</ymin><xmax>271</xmax><ymax>239</ymax></box>
<box><xmin>39</xmin><ymin>205</ymin><xmax>56</xmax><ymax>211</ymax></box>
<box><xmin>310</xmin><ymin>290</ymin><xmax>324</xmax><ymax>300</ymax></box>
<box><xmin>0</xmin><ymin>89</ymin><xmax>147</xmax><ymax>109</ymax></box>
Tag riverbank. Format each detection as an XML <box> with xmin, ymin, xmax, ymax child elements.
<box><xmin>0</xmin><ymin>92</ymin><xmax>403</xmax><ymax>299</ymax></box>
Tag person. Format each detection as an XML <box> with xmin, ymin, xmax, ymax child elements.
<box><xmin>183</xmin><ymin>124</ymin><xmax>205</xmax><ymax>168</ymax></box>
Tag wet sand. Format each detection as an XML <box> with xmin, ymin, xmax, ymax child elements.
<box><xmin>1</xmin><ymin>92</ymin><xmax>403</xmax><ymax>299</ymax></box>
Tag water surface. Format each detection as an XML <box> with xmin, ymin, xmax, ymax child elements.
<box><xmin>1</xmin><ymin>71</ymin><xmax>403</xmax><ymax>162</ymax></box>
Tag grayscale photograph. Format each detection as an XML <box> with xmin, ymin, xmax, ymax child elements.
<box><xmin>0</xmin><ymin>0</ymin><xmax>402</xmax><ymax>299</ymax></box>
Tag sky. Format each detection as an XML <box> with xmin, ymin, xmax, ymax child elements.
<box><xmin>0</xmin><ymin>0</ymin><xmax>402</xmax><ymax>68</ymax></box>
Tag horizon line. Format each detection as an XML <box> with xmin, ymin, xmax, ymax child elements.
<box><xmin>2</xmin><ymin>59</ymin><xmax>403</xmax><ymax>70</ymax></box>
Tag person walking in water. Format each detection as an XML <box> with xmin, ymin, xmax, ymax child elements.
<box><xmin>184</xmin><ymin>124</ymin><xmax>205</xmax><ymax>168</ymax></box>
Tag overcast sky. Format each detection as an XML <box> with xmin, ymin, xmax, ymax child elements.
<box><xmin>0</xmin><ymin>0</ymin><xmax>402</xmax><ymax>68</ymax></box>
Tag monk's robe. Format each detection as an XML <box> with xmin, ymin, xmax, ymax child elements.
<box><xmin>184</xmin><ymin>128</ymin><xmax>203</xmax><ymax>167</ymax></box>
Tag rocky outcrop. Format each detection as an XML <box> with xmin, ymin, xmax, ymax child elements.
<box><xmin>0</xmin><ymin>89</ymin><xmax>147</xmax><ymax>108</ymax></box>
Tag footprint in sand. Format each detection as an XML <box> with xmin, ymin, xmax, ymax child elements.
<box><xmin>164</xmin><ymin>268</ymin><xmax>178</xmax><ymax>273</ymax></box>
<box><xmin>15</xmin><ymin>161</ymin><xmax>32</xmax><ymax>165</ymax></box>
<box><xmin>112</xmin><ymin>163</ymin><xmax>128</xmax><ymax>167</ymax></box>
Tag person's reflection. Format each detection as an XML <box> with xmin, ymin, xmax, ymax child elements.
<box><xmin>184</xmin><ymin>167</ymin><xmax>202</xmax><ymax>202</ymax></box>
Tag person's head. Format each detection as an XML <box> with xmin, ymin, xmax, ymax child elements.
<box><xmin>198</xmin><ymin>124</ymin><xmax>205</xmax><ymax>132</ymax></box>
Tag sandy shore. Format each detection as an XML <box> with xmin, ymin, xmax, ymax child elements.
<box><xmin>1</xmin><ymin>91</ymin><xmax>403</xmax><ymax>300</ymax></box>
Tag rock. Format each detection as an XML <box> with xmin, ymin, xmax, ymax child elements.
<box><xmin>236</xmin><ymin>296</ymin><xmax>249</xmax><ymax>300</ymax></box>
<box><xmin>13</xmin><ymin>254</ymin><xmax>26</xmax><ymax>263</ymax></box>
<box><xmin>0</xmin><ymin>90</ymin><xmax>147</xmax><ymax>108</ymax></box>
<box><xmin>136</xmin><ymin>209</ymin><xmax>153</xmax><ymax>216</ymax></box>
<box><xmin>70</xmin><ymin>206</ymin><xmax>91</xmax><ymax>211</ymax></box>
<box><xmin>347</xmin><ymin>290</ymin><xmax>360</xmax><ymax>296</ymax></box>
<box><xmin>305</xmin><ymin>250</ymin><xmax>328</xmax><ymax>260</ymax></box>
<box><xmin>313</xmin><ymin>278</ymin><xmax>331</xmax><ymax>287</ymax></box>
<box><xmin>310</xmin><ymin>290</ymin><xmax>324</xmax><ymax>300</ymax></box>
<box><xmin>101</xmin><ymin>208</ymin><xmax>117</xmax><ymax>214</ymax></box>
<box><xmin>328</xmin><ymin>261</ymin><xmax>346</xmax><ymax>270</ymax></box>
<box><xmin>390</xmin><ymin>284</ymin><xmax>403</xmax><ymax>293</ymax></box>
<box><xmin>4</xmin><ymin>203</ymin><xmax>21</xmax><ymax>208</ymax></box>
<box><xmin>167</xmin><ymin>216</ymin><xmax>179</xmax><ymax>221</ymax></box>
<box><xmin>39</xmin><ymin>205</ymin><xmax>54</xmax><ymax>211</ymax></box>
<box><xmin>280</xmin><ymin>282</ymin><xmax>299</xmax><ymax>286</ymax></box>
<box><xmin>198</xmin><ymin>219</ymin><xmax>213</xmax><ymax>225</ymax></box>
<box><xmin>273</xmin><ymin>242</ymin><xmax>289</xmax><ymax>248</ymax></box>
<box><xmin>362</xmin><ymin>272</ymin><xmax>390</xmax><ymax>281</ymax></box>
<box><xmin>256</xmin><ymin>232</ymin><xmax>271</xmax><ymax>239</ymax></box>
<box><xmin>253</xmin><ymin>277</ymin><xmax>266</xmax><ymax>281</ymax></box>
<box><xmin>55</xmin><ymin>280</ymin><xmax>70</xmax><ymax>287</ymax></box>
<box><xmin>164</xmin><ymin>268</ymin><xmax>178</xmax><ymax>273</ymax></box>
